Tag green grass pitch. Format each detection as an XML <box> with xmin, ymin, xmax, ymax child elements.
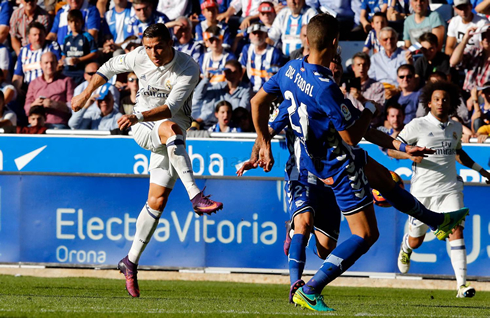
<box><xmin>0</xmin><ymin>274</ymin><xmax>489</xmax><ymax>317</ymax></box>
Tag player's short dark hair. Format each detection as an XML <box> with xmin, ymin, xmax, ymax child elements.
<box><xmin>352</xmin><ymin>52</ymin><xmax>371</xmax><ymax>68</ymax></box>
<box><xmin>385</xmin><ymin>103</ymin><xmax>405</xmax><ymax>116</ymax></box>
<box><xmin>397</xmin><ymin>64</ymin><xmax>415</xmax><ymax>75</ymax></box>
<box><xmin>224</xmin><ymin>59</ymin><xmax>242</xmax><ymax>71</ymax></box>
<box><xmin>142</xmin><ymin>23</ymin><xmax>171</xmax><ymax>42</ymax></box>
<box><xmin>307</xmin><ymin>13</ymin><xmax>339</xmax><ymax>51</ymax></box>
<box><xmin>205</xmin><ymin>25</ymin><xmax>222</xmax><ymax>36</ymax></box>
<box><xmin>420</xmin><ymin>80</ymin><xmax>460</xmax><ymax>114</ymax></box>
<box><xmin>418</xmin><ymin>32</ymin><xmax>438</xmax><ymax>46</ymax></box>
<box><xmin>29</xmin><ymin>106</ymin><xmax>46</xmax><ymax>118</ymax></box>
<box><xmin>67</xmin><ymin>9</ymin><xmax>84</xmax><ymax>23</ymax></box>
<box><xmin>428</xmin><ymin>71</ymin><xmax>448</xmax><ymax>82</ymax></box>
<box><xmin>27</xmin><ymin>21</ymin><xmax>46</xmax><ymax>35</ymax></box>
<box><xmin>215</xmin><ymin>100</ymin><xmax>232</xmax><ymax>113</ymax></box>
<box><xmin>370</xmin><ymin>12</ymin><xmax>387</xmax><ymax>22</ymax></box>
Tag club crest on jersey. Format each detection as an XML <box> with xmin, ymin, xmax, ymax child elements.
<box><xmin>165</xmin><ymin>80</ymin><xmax>172</xmax><ymax>90</ymax></box>
<box><xmin>300</xmin><ymin>67</ymin><xmax>305</xmax><ymax>72</ymax></box>
<box><xmin>453</xmin><ymin>132</ymin><xmax>458</xmax><ymax>140</ymax></box>
<box><xmin>341</xmin><ymin>104</ymin><xmax>351</xmax><ymax>121</ymax></box>
<box><xmin>78</xmin><ymin>39</ymin><xmax>83</xmax><ymax>46</ymax></box>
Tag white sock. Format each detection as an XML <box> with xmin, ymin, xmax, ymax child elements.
<box><xmin>402</xmin><ymin>233</ymin><xmax>413</xmax><ymax>253</ymax></box>
<box><xmin>449</xmin><ymin>238</ymin><xmax>467</xmax><ymax>287</ymax></box>
<box><xmin>166</xmin><ymin>135</ymin><xmax>200</xmax><ymax>200</ymax></box>
<box><xmin>128</xmin><ymin>203</ymin><xmax>162</xmax><ymax>264</ymax></box>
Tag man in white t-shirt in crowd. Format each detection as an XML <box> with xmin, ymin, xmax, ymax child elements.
<box><xmin>446</xmin><ymin>0</ymin><xmax>488</xmax><ymax>56</ymax></box>
<box><xmin>267</xmin><ymin>0</ymin><xmax>317</xmax><ymax>56</ymax></box>
<box><xmin>390</xmin><ymin>80</ymin><xmax>490</xmax><ymax>298</ymax></box>
<box><xmin>71</xmin><ymin>23</ymin><xmax>223</xmax><ymax>298</ymax></box>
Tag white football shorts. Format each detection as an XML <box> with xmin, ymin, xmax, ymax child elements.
<box><xmin>408</xmin><ymin>191</ymin><xmax>465</xmax><ymax>238</ymax></box>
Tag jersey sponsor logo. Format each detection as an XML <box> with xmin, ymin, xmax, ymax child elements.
<box><xmin>341</xmin><ymin>104</ymin><xmax>351</xmax><ymax>121</ymax></box>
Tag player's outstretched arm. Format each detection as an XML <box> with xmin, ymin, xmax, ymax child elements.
<box><xmin>456</xmin><ymin>149</ymin><xmax>490</xmax><ymax>184</ymax></box>
<box><xmin>251</xmin><ymin>89</ymin><xmax>277</xmax><ymax>172</ymax></box>
<box><xmin>237</xmin><ymin>127</ymin><xmax>277</xmax><ymax>176</ymax></box>
<box><xmin>365</xmin><ymin>128</ymin><xmax>435</xmax><ymax>157</ymax></box>
<box><xmin>71</xmin><ymin>73</ymin><xmax>106</xmax><ymax>112</ymax></box>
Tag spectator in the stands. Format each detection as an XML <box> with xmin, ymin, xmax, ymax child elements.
<box><xmin>47</xmin><ymin>0</ymin><xmax>100</xmax><ymax>49</ymax></box>
<box><xmin>74</xmin><ymin>62</ymin><xmax>120</xmax><ymax>113</ymax></box>
<box><xmin>414</xmin><ymin>32</ymin><xmax>451</xmax><ymax>84</ymax></box>
<box><xmin>0</xmin><ymin>91</ymin><xmax>16</xmax><ymax>128</ymax></box>
<box><xmin>386</xmin><ymin>64</ymin><xmax>421</xmax><ymax>124</ymax></box>
<box><xmin>363</xmin><ymin>12</ymin><xmax>388</xmax><ymax>54</ymax></box>
<box><xmin>289</xmin><ymin>25</ymin><xmax>309</xmax><ymax>60</ymax></box>
<box><xmin>267</xmin><ymin>0</ymin><xmax>317</xmax><ymax>57</ymax></box>
<box><xmin>239</xmin><ymin>22</ymin><xmax>284</xmax><ymax>93</ymax></box>
<box><xmin>25</xmin><ymin>52</ymin><xmax>73</xmax><ymax>129</ymax></box>
<box><xmin>10</xmin><ymin>0</ymin><xmax>51</xmax><ymax>56</ymax></box>
<box><xmin>378</xmin><ymin>103</ymin><xmax>405</xmax><ymax>138</ymax></box>
<box><xmin>403</xmin><ymin>0</ymin><xmax>445</xmax><ymax>51</ymax></box>
<box><xmin>192</xmin><ymin>59</ymin><xmax>252</xmax><ymax>129</ymax></box>
<box><xmin>12</xmin><ymin>22</ymin><xmax>61</xmax><ymax>95</ymax></box>
<box><xmin>156</xmin><ymin>0</ymin><xmax>190</xmax><ymax>21</ymax></box>
<box><xmin>173</xmin><ymin>16</ymin><xmax>205</xmax><ymax>64</ymax></box>
<box><xmin>120</xmin><ymin>72</ymin><xmax>138</xmax><ymax>115</ymax></box>
<box><xmin>61</xmin><ymin>9</ymin><xmax>98</xmax><ymax>86</ymax></box>
<box><xmin>232</xmin><ymin>106</ymin><xmax>254</xmax><ymax>132</ymax></box>
<box><xmin>208</xmin><ymin>100</ymin><xmax>242</xmax><ymax>132</ymax></box>
<box><xmin>127</xmin><ymin>0</ymin><xmax>169</xmax><ymax>39</ymax></box>
<box><xmin>201</xmin><ymin>25</ymin><xmax>236</xmax><ymax>83</ymax></box>
<box><xmin>360</xmin><ymin>0</ymin><xmax>387</xmax><ymax>34</ymax></box>
<box><xmin>16</xmin><ymin>106</ymin><xmax>48</xmax><ymax>134</ymax></box>
<box><xmin>104</xmin><ymin>0</ymin><xmax>134</xmax><ymax>51</ymax></box>
<box><xmin>69</xmin><ymin>83</ymin><xmax>122</xmax><ymax>130</ymax></box>
<box><xmin>258</xmin><ymin>1</ymin><xmax>276</xmax><ymax>28</ymax></box>
<box><xmin>450</xmin><ymin>25</ymin><xmax>490</xmax><ymax>92</ymax></box>
<box><xmin>387</xmin><ymin>0</ymin><xmax>410</xmax><ymax>22</ymax></box>
<box><xmin>0</xmin><ymin>0</ymin><xmax>12</xmax><ymax>45</ymax></box>
<box><xmin>196</xmin><ymin>0</ymin><xmax>232</xmax><ymax>49</ymax></box>
<box><xmin>471</xmin><ymin>81</ymin><xmax>490</xmax><ymax>134</ymax></box>
<box><xmin>446</xmin><ymin>0</ymin><xmax>487</xmax><ymax>56</ymax></box>
<box><xmin>346</xmin><ymin>52</ymin><xmax>385</xmax><ymax>125</ymax></box>
<box><xmin>217</xmin><ymin>0</ymin><xmax>263</xmax><ymax>30</ymax></box>
<box><xmin>368</xmin><ymin>27</ymin><xmax>412</xmax><ymax>88</ymax></box>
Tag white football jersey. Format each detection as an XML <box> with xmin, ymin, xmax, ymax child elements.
<box><xmin>397</xmin><ymin>112</ymin><xmax>463</xmax><ymax>198</ymax></box>
<box><xmin>97</xmin><ymin>47</ymin><xmax>200</xmax><ymax>130</ymax></box>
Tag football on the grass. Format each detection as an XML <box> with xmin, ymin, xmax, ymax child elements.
<box><xmin>372</xmin><ymin>171</ymin><xmax>404</xmax><ymax>208</ymax></box>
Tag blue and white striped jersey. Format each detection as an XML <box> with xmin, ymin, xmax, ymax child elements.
<box><xmin>268</xmin><ymin>6</ymin><xmax>317</xmax><ymax>56</ymax></box>
<box><xmin>14</xmin><ymin>41</ymin><xmax>61</xmax><ymax>83</ymax></box>
<box><xmin>127</xmin><ymin>12</ymin><xmax>169</xmax><ymax>39</ymax></box>
<box><xmin>201</xmin><ymin>51</ymin><xmax>236</xmax><ymax>84</ymax></box>
<box><xmin>97</xmin><ymin>48</ymin><xmax>200</xmax><ymax>130</ymax></box>
<box><xmin>174</xmin><ymin>39</ymin><xmax>205</xmax><ymax>64</ymax></box>
<box><xmin>263</xmin><ymin>57</ymin><xmax>362</xmax><ymax>179</ymax></box>
<box><xmin>50</xmin><ymin>2</ymin><xmax>101</xmax><ymax>49</ymax></box>
<box><xmin>239</xmin><ymin>43</ymin><xmax>284</xmax><ymax>92</ymax></box>
<box><xmin>105</xmin><ymin>5</ymin><xmax>135</xmax><ymax>43</ymax></box>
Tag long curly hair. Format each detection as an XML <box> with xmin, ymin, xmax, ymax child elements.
<box><xmin>420</xmin><ymin>80</ymin><xmax>460</xmax><ymax>115</ymax></box>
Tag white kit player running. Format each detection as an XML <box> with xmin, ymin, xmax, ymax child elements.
<box><xmin>71</xmin><ymin>23</ymin><xmax>223</xmax><ymax>298</ymax></box>
<box><xmin>390</xmin><ymin>81</ymin><xmax>490</xmax><ymax>298</ymax></box>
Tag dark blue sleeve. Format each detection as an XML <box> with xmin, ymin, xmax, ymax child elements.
<box><xmin>239</xmin><ymin>45</ymin><xmax>248</xmax><ymax>66</ymax></box>
<box><xmin>50</xmin><ymin>42</ymin><xmax>61</xmax><ymax>60</ymax></box>
<box><xmin>268</xmin><ymin>102</ymin><xmax>289</xmax><ymax>134</ymax></box>
<box><xmin>318</xmin><ymin>83</ymin><xmax>361</xmax><ymax>132</ymax></box>
<box><xmin>85</xmin><ymin>33</ymin><xmax>98</xmax><ymax>53</ymax></box>
<box><xmin>86</xmin><ymin>6</ymin><xmax>101</xmax><ymax>31</ymax></box>
<box><xmin>223</xmin><ymin>26</ymin><xmax>232</xmax><ymax>47</ymax></box>
<box><xmin>14</xmin><ymin>50</ymin><xmax>23</xmax><ymax>76</ymax></box>
<box><xmin>195</xmin><ymin>23</ymin><xmax>203</xmax><ymax>42</ymax></box>
<box><xmin>262</xmin><ymin>72</ymin><xmax>282</xmax><ymax>95</ymax></box>
<box><xmin>0</xmin><ymin>1</ymin><xmax>12</xmax><ymax>26</ymax></box>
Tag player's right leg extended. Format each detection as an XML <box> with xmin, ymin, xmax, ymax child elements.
<box><xmin>365</xmin><ymin>157</ymin><xmax>468</xmax><ymax>240</ymax></box>
<box><xmin>158</xmin><ymin>121</ymin><xmax>222</xmax><ymax>215</ymax></box>
<box><xmin>119</xmin><ymin>182</ymin><xmax>171</xmax><ymax>297</ymax></box>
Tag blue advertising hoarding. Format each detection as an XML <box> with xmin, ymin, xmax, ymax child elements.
<box><xmin>0</xmin><ymin>135</ymin><xmax>489</xmax><ymax>276</ymax></box>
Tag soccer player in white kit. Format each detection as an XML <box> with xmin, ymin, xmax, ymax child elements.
<box><xmin>71</xmin><ymin>23</ymin><xmax>223</xmax><ymax>298</ymax></box>
<box><xmin>390</xmin><ymin>80</ymin><xmax>490</xmax><ymax>298</ymax></box>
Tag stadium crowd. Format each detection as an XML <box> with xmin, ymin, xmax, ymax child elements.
<box><xmin>1</xmin><ymin>0</ymin><xmax>490</xmax><ymax>141</ymax></box>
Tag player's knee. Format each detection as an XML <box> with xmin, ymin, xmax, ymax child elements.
<box><xmin>293</xmin><ymin>212</ymin><xmax>314</xmax><ymax>235</ymax></box>
<box><xmin>147</xmin><ymin>195</ymin><xmax>168</xmax><ymax>212</ymax></box>
<box><xmin>159</xmin><ymin>121</ymin><xmax>183</xmax><ymax>139</ymax></box>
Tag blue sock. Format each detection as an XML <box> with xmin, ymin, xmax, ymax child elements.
<box><xmin>303</xmin><ymin>235</ymin><xmax>370</xmax><ymax>294</ymax></box>
<box><xmin>382</xmin><ymin>185</ymin><xmax>443</xmax><ymax>230</ymax></box>
<box><xmin>288</xmin><ymin>234</ymin><xmax>308</xmax><ymax>285</ymax></box>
